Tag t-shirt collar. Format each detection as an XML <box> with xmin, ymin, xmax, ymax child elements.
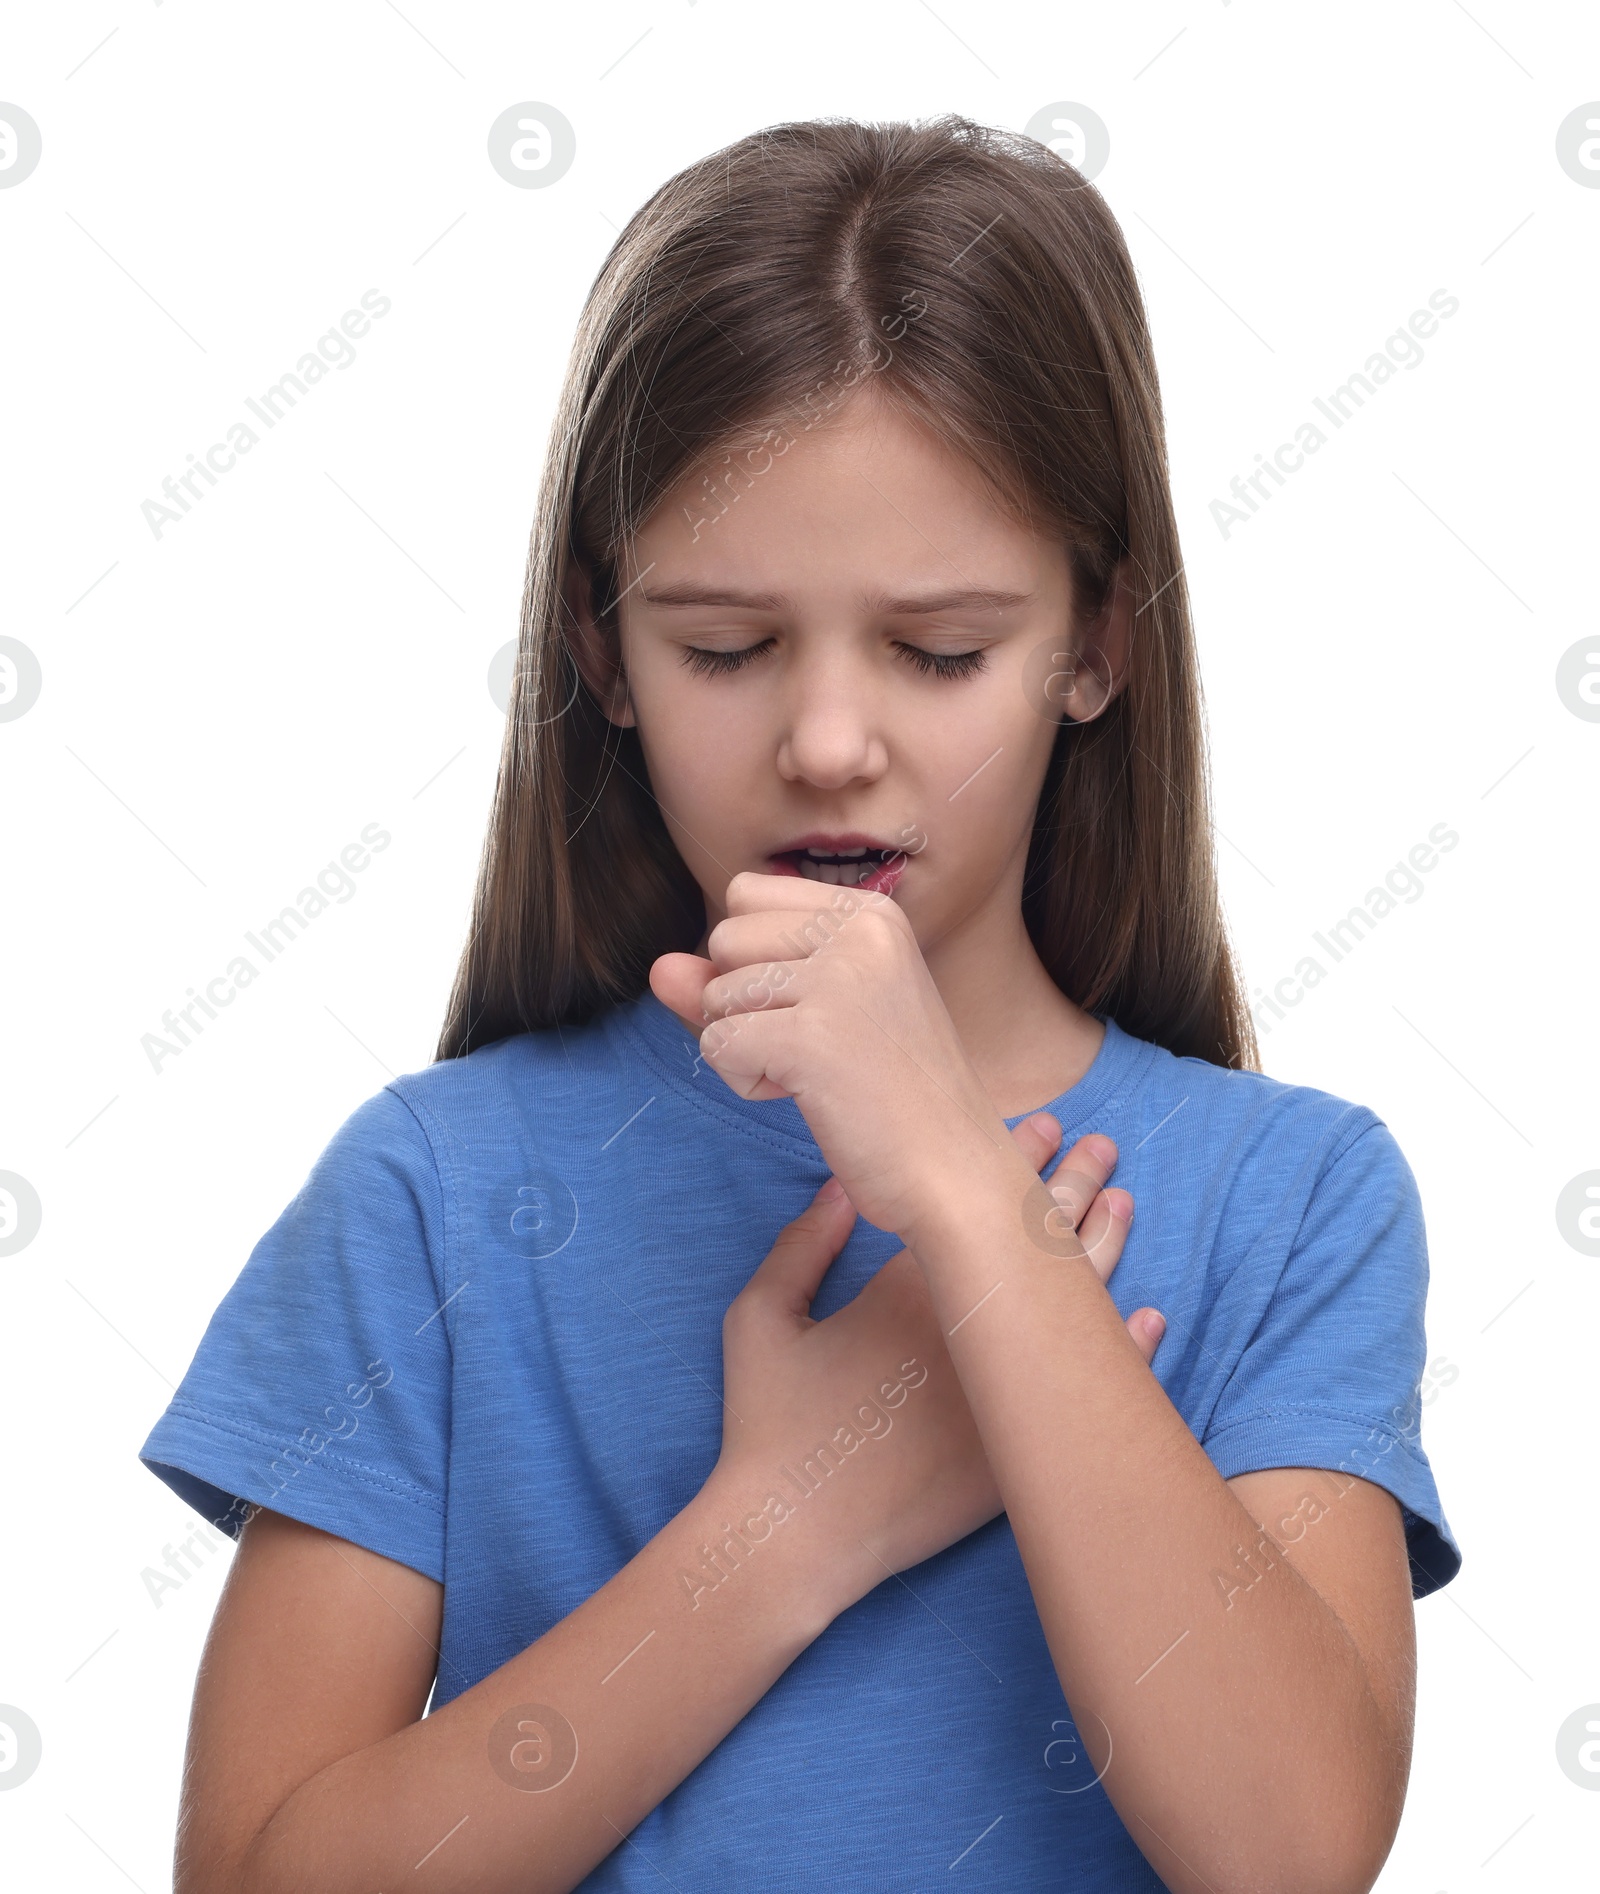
<box><xmin>611</xmin><ymin>986</ymin><xmax>1150</xmax><ymax>1153</ymax></box>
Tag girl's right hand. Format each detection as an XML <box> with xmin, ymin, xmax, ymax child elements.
<box><xmin>707</xmin><ymin>1115</ymin><xmax>1163</xmax><ymax>1616</ymax></box>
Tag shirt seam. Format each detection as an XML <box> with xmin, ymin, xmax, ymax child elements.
<box><xmin>1046</xmin><ymin>1024</ymin><xmax>1159</xmax><ymax>1143</ymax></box>
<box><xmin>1281</xmin><ymin>1112</ymin><xmax>1390</xmax><ymax>1257</ymax></box>
<box><xmin>616</xmin><ymin>1008</ymin><xmax>852</xmax><ymax>1158</ymax></box>
<box><xmin>1210</xmin><ymin>1108</ymin><xmax>1400</xmax><ymax>1369</ymax></box>
<box><xmin>158</xmin><ymin>1395</ymin><xmax>446</xmax><ymax>1512</ymax></box>
<box><xmin>382</xmin><ymin>1079</ymin><xmax>463</xmax><ymax>1360</ymax></box>
<box><xmin>616</xmin><ymin>1005</ymin><xmax>1160</xmax><ymax>1157</ymax></box>
<box><xmin>1204</xmin><ymin>1403</ymin><xmax>1431</xmax><ymax>1463</ymax></box>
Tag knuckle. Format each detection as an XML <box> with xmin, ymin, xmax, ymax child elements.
<box><xmin>702</xmin><ymin>1015</ymin><xmax>739</xmax><ymax>1057</ymax></box>
<box><xmin>794</xmin><ymin>1004</ymin><xmax>830</xmax><ymax>1057</ymax></box>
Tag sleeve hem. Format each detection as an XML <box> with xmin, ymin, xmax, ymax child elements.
<box><xmin>1201</xmin><ymin>1410</ymin><xmax>1462</xmax><ymax>1601</ymax></box>
<box><xmin>139</xmin><ymin>1406</ymin><xmax>446</xmax><ymax>1586</ymax></box>
<box><xmin>159</xmin><ymin>1395</ymin><xmax>446</xmax><ymax>1506</ymax></box>
<box><xmin>1205</xmin><ymin>1401</ymin><xmax>1431</xmax><ymax>1457</ymax></box>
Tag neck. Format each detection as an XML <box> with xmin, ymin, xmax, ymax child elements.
<box><xmin>916</xmin><ymin>887</ymin><xmax>1105</xmax><ymax>1122</ymax></box>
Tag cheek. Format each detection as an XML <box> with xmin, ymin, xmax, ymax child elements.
<box><xmin>630</xmin><ymin>684</ymin><xmax>767</xmax><ymax>851</ymax></box>
<box><xmin>922</xmin><ymin>695</ymin><xmax>1054</xmax><ymax>844</ymax></box>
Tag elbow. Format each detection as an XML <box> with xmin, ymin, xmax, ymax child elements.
<box><xmin>1161</xmin><ymin>1784</ymin><xmax>1401</xmax><ymax>1894</ymax></box>
<box><xmin>1257</xmin><ymin>1791</ymin><xmax>1402</xmax><ymax>1894</ymax></box>
<box><xmin>1189</xmin><ymin>1849</ymin><xmax>1391</xmax><ymax>1894</ymax></box>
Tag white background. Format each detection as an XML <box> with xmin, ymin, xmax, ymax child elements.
<box><xmin>2</xmin><ymin>2</ymin><xmax>1596</xmax><ymax>1888</ymax></box>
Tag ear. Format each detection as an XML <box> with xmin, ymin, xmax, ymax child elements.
<box><xmin>1061</xmin><ymin>556</ymin><xmax>1135</xmax><ymax>725</ymax></box>
<box><xmin>562</xmin><ymin>559</ymin><xmax>635</xmax><ymax>729</ymax></box>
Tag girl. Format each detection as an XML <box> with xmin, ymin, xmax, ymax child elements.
<box><xmin>140</xmin><ymin>114</ymin><xmax>1460</xmax><ymax>1893</ymax></box>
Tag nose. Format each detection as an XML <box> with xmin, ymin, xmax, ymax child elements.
<box><xmin>774</xmin><ymin>649</ymin><xmax>890</xmax><ymax>790</ymax></box>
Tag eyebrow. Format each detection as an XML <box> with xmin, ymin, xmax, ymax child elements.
<box><xmin>635</xmin><ymin>583</ymin><xmax>1036</xmax><ymax>615</ymax></box>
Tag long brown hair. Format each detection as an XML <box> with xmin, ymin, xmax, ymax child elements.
<box><xmin>436</xmin><ymin>113</ymin><xmax>1259</xmax><ymax>1072</ymax></box>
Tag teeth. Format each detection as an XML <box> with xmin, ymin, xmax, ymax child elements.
<box><xmin>798</xmin><ymin>857</ymin><xmax>882</xmax><ymax>885</ymax></box>
<box><xmin>805</xmin><ymin>845</ymin><xmax>868</xmax><ymax>858</ymax></box>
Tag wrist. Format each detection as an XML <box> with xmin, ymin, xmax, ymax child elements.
<box><xmin>903</xmin><ymin>1140</ymin><xmax>1049</xmax><ymax>1263</ymax></box>
<box><xmin>687</xmin><ymin>1462</ymin><xmax>871</xmax><ymax>1646</ymax></box>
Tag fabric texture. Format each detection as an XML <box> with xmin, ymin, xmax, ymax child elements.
<box><xmin>139</xmin><ymin>991</ymin><xmax>1461</xmax><ymax>1891</ymax></box>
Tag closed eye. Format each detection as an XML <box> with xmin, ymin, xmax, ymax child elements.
<box><xmin>680</xmin><ymin>640</ymin><xmax>773</xmax><ymax>677</ymax></box>
<box><xmin>679</xmin><ymin>640</ymin><xmax>989</xmax><ymax>680</ymax></box>
<box><xmin>895</xmin><ymin>643</ymin><xmax>988</xmax><ymax>680</ymax></box>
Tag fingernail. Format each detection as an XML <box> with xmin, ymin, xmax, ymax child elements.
<box><xmin>1109</xmin><ymin>1192</ymin><xmax>1133</xmax><ymax>1223</ymax></box>
<box><xmin>1143</xmin><ymin>1310</ymin><xmax>1165</xmax><ymax>1339</ymax></box>
<box><xmin>817</xmin><ymin>1175</ymin><xmax>845</xmax><ymax>1202</ymax></box>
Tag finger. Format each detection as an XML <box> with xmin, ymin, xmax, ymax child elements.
<box><xmin>649</xmin><ymin>951</ymin><xmax>718</xmax><ymax>1038</ymax></box>
<box><xmin>704</xmin><ymin>869</ymin><xmax>906</xmax><ymax>974</ymax></box>
<box><xmin>702</xmin><ymin>954</ymin><xmax>805</xmax><ymax>1025</ymax></box>
<box><xmin>1073</xmin><ymin>1186</ymin><xmax>1133</xmax><ymax>1281</ymax></box>
<box><xmin>696</xmin><ymin>1004</ymin><xmax>794</xmax><ymax>1103</ymax></box>
<box><xmin>1010</xmin><ymin>1111</ymin><xmax>1064</xmax><ymax>1174</ymax></box>
<box><xmin>1041</xmin><ymin>1132</ymin><xmax>1120</xmax><ymax>1232</ymax></box>
<box><xmin>705</xmin><ymin>902</ymin><xmax>862</xmax><ymax>976</ymax></box>
<box><xmin>723</xmin><ymin>869</ymin><xmax>896</xmax><ymax>920</ymax></box>
<box><xmin>1124</xmin><ymin>1306</ymin><xmax>1166</xmax><ymax>1366</ymax></box>
<box><xmin>735</xmin><ymin>1178</ymin><xmax>857</xmax><ymax>1326</ymax></box>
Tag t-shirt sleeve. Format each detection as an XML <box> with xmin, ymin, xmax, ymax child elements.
<box><xmin>137</xmin><ymin>1083</ymin><xmax>454</xmax><ymax>1584</ymax></box>
<box><xmin>1200</xmin><ymin>1116</ymin><xmax>1462</xmax><ymax>1600</ymax></box>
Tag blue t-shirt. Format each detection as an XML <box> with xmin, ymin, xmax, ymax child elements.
<box><xmin>139</xmin><ymin>991</ymin><xmax>1461</xmax><ymax>1891</ymax></box>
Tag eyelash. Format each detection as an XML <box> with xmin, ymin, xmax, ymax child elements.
<box><xmin>680</xmin><ymin>640</ymin><xmax>989</xmax><ymax>681</ymax></box>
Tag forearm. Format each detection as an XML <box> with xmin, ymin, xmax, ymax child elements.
<box><xmin>908</xmin><ymin>1160</ymin><xmax>1397</xmax><ymax>1894</ymax></box>
<box><xmin>238</xmin><ymin>1469</ymin><xmax>850</xmax><ymax>1894</ymax></box>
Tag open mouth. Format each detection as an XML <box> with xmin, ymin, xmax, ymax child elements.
<box><xmin>768</xmin><ymin>847</ymin><xmax>908</xmax><ymax>894</ymax></box>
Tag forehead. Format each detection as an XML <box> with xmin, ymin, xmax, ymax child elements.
<box><xmin>627</xmin><ymin>393</ymin><xmax>1064</xmax><ymax>600</ymax></box>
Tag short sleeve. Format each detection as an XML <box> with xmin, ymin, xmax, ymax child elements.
<box><xmin>138</xmin><ymin>1084</ymin><xmax>454</xmax><ymax>1584</ymax></box>
<box><xmin>1200</xmin><ymin>1118</ymin><xmax>1462</xmax><ymax>1599</ymax></box>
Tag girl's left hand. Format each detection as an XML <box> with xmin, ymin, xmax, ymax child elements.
<box><xmin>650</xmin><ymin>871</ymin><xmax>1026</xmax><ymax>1241</ymax></box>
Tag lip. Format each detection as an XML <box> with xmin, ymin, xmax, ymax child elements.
<box><xmin>767</xmin><ymin>831</ymin><xmax>912</xmax><ymax>899</ymax></box>
<box><xmin>770</xmin><ymin>831</ymin><xmax>901</xmax><ymax>854</ymax></box>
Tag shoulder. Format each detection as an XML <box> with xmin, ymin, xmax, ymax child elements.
<box><xmin>1099</xmin><ymin>1022</ymin><xmax>1423</xmax><ymax>1267</ymax></box>
<box><xmin>1114</xmin><ymin>1021</ymin><xmax>1399</xmax><ymax>1184</ymax></box>
<box><xmin>362</xmin><ymin>1002</ymin><xmax>663</xmax><ymax>1192</ymax></box>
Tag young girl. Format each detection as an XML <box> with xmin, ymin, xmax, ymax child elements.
<box><xmin>140</xmin><ymin>114</ymin><xmax>1460</xmax><ymax>1893</ymax></box>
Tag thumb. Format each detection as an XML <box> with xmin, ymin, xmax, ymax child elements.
<box><xmin>738</xmin><ymin>1177</ymin><xmax>857</xmax><ymax>1326</ymax></box>
<box><xmin>650</xmin><ymin>951</ymin><xmax>718</xmax><ymax>1039</ymax></box>
<box><xmin>1125</xmin><ymin>1306</ymin><xmax>1166</xmax><ymax>1367</ymax></box>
